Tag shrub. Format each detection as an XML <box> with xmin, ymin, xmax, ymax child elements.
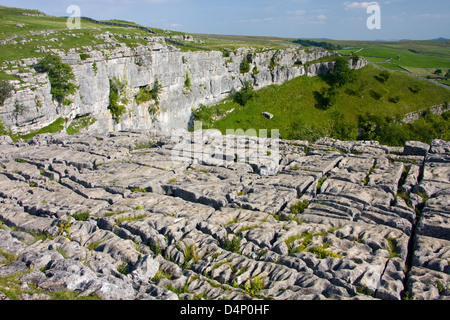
<box><xmin>389</xmin><ymin>96</ymin><xmax>401</xmax><ymax>103</ymax></box>
<box><xmin>290</xmin><ymin>201</ymin><xmax>310</xmax><ymax>215</ymax></box>
<box><xmin>80</xmin><ymin>53</ymin><xmax>90</xmax><ymax>61</ymax></box>
<box><xmin>184</xmin><ymin>72</ymin><xmax>191</xmax><ymax>90</ymax></box>
<box><xmin>409</xmin><ymin>84</ymin><xmax>422</xmax><ymax>93</ymax></box>
<box><xmin>108</xmin><ymin>77</ymin><xmax>127</xmax><ymax>123</ymax></box>
<box><xmin>240</xmin><ymin>57</ymin><xmax>251</xmax><ymax>74</ymax></box>
<box><xmin>243</xmin><ymin>276</ymin><xmax>266</xmax><ymax>297</ymax></box>
<box><xmin>220</xmin><ymin>236</ymin><xmax>241</xmax><ymax>254</ymax></box>
<box><xmin>136</xmin><ymin>79</ymin><xmax>162</xmax><ymax>106</ymax></box>
<box><xmin>72</xmin><ymin>211</ymin><xmax>90</xmax><ymax>221</ymax></box>
<box><xmin>269</xmin><ymin>55</ymin><xmax>278</xmax><ymax>71</ymax></box>
<box><xmin>0</xmin><ymin>80</ymin><xmax>14</xmax><ymax>106</ymax></box>
<box><xmin>329</xmin><ymin>57</ymin><xmax>354</xmax><ymax>87</ymax></box>
<box><xmin>375</xmin><ymin>71</ymin><xmax>390</xmax><ymax>83</ymax></box>
<box><xmin>233</xmin><ymin>81</ymin><xmax>255</xmax><ymax>106</ymax></box>
<box><xmin>36</xmin><ymin>54</ymin><xmax>78</xmax><ymax>105</ymax></box>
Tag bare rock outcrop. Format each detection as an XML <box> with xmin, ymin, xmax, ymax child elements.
<box><xmin>0</xmin><ymin>131</ymin><xmax>448</xmax><ymax>300</ymax></box>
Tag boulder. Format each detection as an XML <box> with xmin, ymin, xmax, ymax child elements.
<box><xmin>403</xmin><ymin>141</ymin><xmax>430</xmax><ymax>156</ymax></box>
<box><xmin>131</xmin><ymin>255</ymin><xmax>160</xmax><ymax>283</ymax></box>
<box><xmin>262</xmin><ymin>112</ymin><xmax>274</xmax><ymax>120</ymax></box>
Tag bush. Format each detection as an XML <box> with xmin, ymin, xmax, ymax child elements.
<box><xmin>0</xmin><ymin>80</ymin><xmax>14</xmax><ymax>106</ymax></box>
<box><xmin>233</xmin><ymin>81</ymin><xmax>255</xmax><ymax>106</ymax></box>
<box><xmin>136</xmin><ymin>79</ymin><xmax>161</xmax><ymax>106</ymax></box>
<box><xmin>357</xmin><ymin>111</ymin><xmax>450</xmax><ymax>146</ymax></box>
<box><xmin>240</xmin><ymin>57</ymin><xmax>251</xmax><ymax>74</ymax></box>
<box><xmin>375</xmin><ymin>71</ymin><xmax>390</xmax><ymax>83</ymax></box>
<box><xmin>329</xmin><ymin>57</ymin><xmax>354</xmax><ymax>87</ymax></box>
<box><xmin>290</xmin><ymin>201</ymin><xmax>310</xmax><ymax>215</ymax></box>
<box><xmin>79</xmin><ymin>53</ymin><xmax>90</xmax><ymax>61</ymax></box>
<box><xmin>36</xmin><ymin>54</ymin><xmax>78</xmax><ymax>105</ymax></box>
<box><xmin>108</xmin><ymin>77</ymin><xmax>127</xmax><ymax>123</ymax></box>
<box><xmin>184</xmin><ymin>72</ymin><xmax>191</xmax><ymax>90</ymax></box>
<box><xmin>409</xmin><ymin>84</ymin><xmax>422</xmax><ymax>93</ymax></box>
<box><xmin>389</xmin><ymin>96</ymin><xmax>401</xmax><ymax>103</ymax></box>
<box><xmin>220</xmin><ymin>236</ymin><xmax>241</xmax><ymax>254</ymax></box>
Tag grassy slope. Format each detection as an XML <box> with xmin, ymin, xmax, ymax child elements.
<box><xmin>332</xmin><ymin>39</ymin><xmax>450</xmax><ymax>81</ymax></box>
<box><xmin>206</xmin><ymin>64</ymin><xmax>450</xmax><ymax>142</ymax></box>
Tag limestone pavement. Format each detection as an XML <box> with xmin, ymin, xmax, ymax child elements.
<box><xmin>0</xmin><ymin>130</ymin><xmax>449</xmax><ymax>300</ymax></box>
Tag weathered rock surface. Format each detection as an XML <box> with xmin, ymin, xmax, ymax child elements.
<box><xmin>1</xmin><ymin>43</ymin><xmax>367</xmax><ymax>136</ymax></box>
<box><xmin>0</xmin><ymin>132</ymin><xmax>449</xmax><ymax>300</ymax></box>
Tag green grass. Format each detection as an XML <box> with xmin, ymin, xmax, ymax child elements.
<box><xmin>335</xmin><ymin>39</ymin><xmax>450</xmax><ymax>80</ymax></box>
<box><xmin>198</xmin><ymin>64</ymin><xmax>450</xmax><ymax>143</ymax></box>
<box><xmin>66</xmin><ymin>116</ymin><xmax>97</xmax><ymax>135</ymax></box>
<box><xmin>18</xmin><ymin>117</ymin><xmax>66</xmax><ymax>141</ymax></box>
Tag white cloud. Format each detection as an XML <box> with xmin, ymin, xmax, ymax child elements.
<box><xmin>317</xmin><ymin>14</ymin><xmax>327</xmax><ymax>20</ymax></box>
<box><xmin>344</xmin><ymin>2</ymin><xmax>380</xmax><ymax>10</ymax></box>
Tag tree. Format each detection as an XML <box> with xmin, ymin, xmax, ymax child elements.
<box><xmin>329</xmin><ymin>57</ymin><xmax>354</xmax><ymax>87</ymax></box>
<box><xmin>233</xmin><ymin>81</ymin><xmax>256</xmax><ymax>106</ymax></box>
<box><xmin>36</xmin><ymin>54</ymin><xmax>78</xmax><ymax>105</ymax></box>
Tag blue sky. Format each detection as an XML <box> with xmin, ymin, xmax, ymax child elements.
<box><xmin>2</xmin><ymin>0</ymin><xmax>449</xmax><ymax>40</ymax></box>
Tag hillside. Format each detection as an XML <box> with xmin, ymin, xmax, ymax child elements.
<box><xmin>194</xmin><ymin>63</ymin><xmax>450</xmax><ymax>145</ymax></box>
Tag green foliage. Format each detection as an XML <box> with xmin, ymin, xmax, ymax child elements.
<box><xmin>191</xmin><ymin>103</ymin><xmax>229</xmax><ymax>130</ymax></box>
<box><xmin>233</xmin><ymin>81</ymin><xmax>255</xmax><ymax>106</ymax></box>
<box><xmin>375</xmin><ymin>70</ymin><xmax>391</xmax><ymax>83</ymax></box>
<box><xmin>66</xmin><ymin>116</ymin><xmax>96</xmax><ymax>135</ymax></box>
<box><xmin>92</xmin><ymin>61</ymin><xmax>98</xmax><ymax>75</ymax></box>
<box><xmin>184</xmin><ymin>72</ymin><xmax>191</xmax><ymax>90</ymax></box>
<box><xmin>293</xmin><ymin>39</ymin><xmax>342</xmax><ymax>50</ymax></box>
<box><xmin>117</xmin><ymin>260</ymin><xmax>131</xmax><ymax>275</ymax></box>
<box><xmin>36</xmin><ymin>54</ymin><xmax>78</xmax><ymax>105</ymax></box>
<box><xmin>0</xmin><ymin>79</ymin><xmax>14</xmax><ymax>105</ymax></box>
<box><xmin>314</xmin><ymin>87</ymin><xmax>338</xmax><ymax>110</ymax></box>
<box><xmin>57</xmin><ymin>219</ymin><xmax>72</xmax><ymax>237</ymax></box>
<box><xmin>309</xmin><ymin>245</ymin><xmax>343</xmax><ymax>259</ymax></box>
<box><xmin>328</xmin><ymin>57</ymin><xmax>355</xmax><ymax>87</ymax></box>
<box><xmin>409</xmin><ymin>84</ymin><xmax>422</xmax><ymax>93</ymax></box>
<box><xmin>269</xmin><ymin>55</ymin><xmax>278</xmax><ymax>71</ymax></box>
<box><xmin>72</xmin><ymin>211</ymin><xmax>90</xmax><ymax>221</ymax></box>
<box><xmin>220</xmin><ymin>236</ymin><xmax>241</xmax><ymax>254</ymax></box>
<box><xmin>240</xmin><ymin>57</ymin><xmax>251</xmax><ymax>74</ymax></box>
<box><xmin>136</xmin><ymin>79</ymin><xmax>162</xmax><ymax>115</ymax></box>
<box><xmin>79</xmin><ymin>53</ymin><xmax>90</xmax><ymax>61</ymax></box>
<box><xmin>358</xmin><ymin>110</ymin><xmax>450</xmax><ymax>146</ymax></box>
<box><xmin>243</xmin><ymin>276</ymin><xmax>266</xmax><ymax>297</ymax></box>
<box><xmin>108</xmin><ymin>77</ymin><xmax>127</xmax><ymax>123</ymax></box>
<box><xmin>385</xmin><ymin>238</ymin><xmax>400</xmax><ymax>258</ymax></box>
<box><xmin>18</xmin><ymin>117</ymin><xmax>66</xmax><ymax>141</ymax></box>
<box><xmin>290</xmin><ymin>201</ymin><xmax>310</xmax><ymax>215</ymax></box>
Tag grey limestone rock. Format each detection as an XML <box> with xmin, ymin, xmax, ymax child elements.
<box><xmin>0</xmin><ymin>131</ymin><xmax>448</xmax><ymax>301</ymax></box>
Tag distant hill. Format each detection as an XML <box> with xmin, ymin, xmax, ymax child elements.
<box><xmin>431</xmin><ymin>37</ymin><xmax>450</xmax><ymax>41</ymax></box>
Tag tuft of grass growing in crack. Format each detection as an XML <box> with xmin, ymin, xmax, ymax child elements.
<box><xmin>220</xmin><ymin>235</ymin><xmax>241</xmax><ymax>254</ymax></box>
<box><xmin>386</xmin><ymin>238</ymin><xmax>400</xmax><ymax>258</ymax></box>
<box><xmin>316</xmin><ymin>178</ymin><xmax>326</xmax><ymax>194</ymax></box>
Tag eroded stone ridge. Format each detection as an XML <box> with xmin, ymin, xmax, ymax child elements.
<box><xmin>0</xmin><ymin>131</ymin><xmax>449</xmax><ymax>300</ymax></box>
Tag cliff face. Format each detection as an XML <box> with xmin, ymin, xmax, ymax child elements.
<box><xmin>1</xmin><ymin>43</ymin><xmax>366</xmax><ymax>135</ymax></box>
